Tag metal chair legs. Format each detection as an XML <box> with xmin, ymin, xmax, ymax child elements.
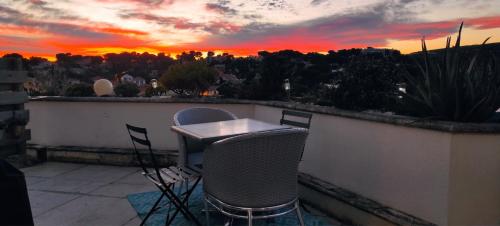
<box><xmin>295</xmin><ymin>201</ymin><xmax>305</xmax><ymax>226</ymax></box>
<box><xmin>163</xmin><ymin>177</ymin><xmax>202</xmax><ymax>226</ymax></box>
<box><xmin>204</xmin><ymin>197</ymin><xmax>210</xmax><ymax>226</ymax></box>
<box><xmin>140</xmin><ymin>192</ymin><xmax>165</xmax><ymax>226</ymax></box>
<box><xmin>247</xmin><ymin>210</ymin><xmax>253</xmax><ymax>226</ymax></box>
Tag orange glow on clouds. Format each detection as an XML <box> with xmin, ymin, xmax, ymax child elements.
<box><xmin>95</xmin><ymin>27</ymin><xmax>148</xmax><ymax>36</ymax></box>
<box><xmin>0</xmin><ymin>0</ymin><xmax>499</xmax><ymax>58</ymax></box>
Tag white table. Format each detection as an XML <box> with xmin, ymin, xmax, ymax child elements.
<box><xmin>171</xmin><ymin>118</ymin><xmax>290</xmax><ymax>142</ymax></box>
<box><xmin>171</xmin><ymin>118</ymin><xmax>291</xmax><ymax>170</ymax></box>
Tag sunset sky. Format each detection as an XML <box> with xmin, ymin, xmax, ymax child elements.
<box><xmin>1</xmin><ymin>0</ymin><xmax>500</xmax><ymax>60</ymax></box>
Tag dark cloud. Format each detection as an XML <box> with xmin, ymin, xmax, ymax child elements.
<box><xmin>0</xmin><ymin>5</ymin><xmax>143</xmax><ymax>39</ymax></box>
<box><xmin>243</xmin><ymin>14</ymin><xmax>263</xmax><ymax>20</ymax></box>
<box><xmin>121</xmin><ymin>12</ymin><xmax>196</xmax><ymax>27</ymax></box>
<box><xmin>25</xmin><ymin>0</ymin><xmax>81</xmax><ymax>20</ymax></box>
<box><xmin>310</xmin><ymin>0</ymin><xmax>328</xmax><ymax>6</ymax></box>
<box><xmin>120</xmin><ymin>12</ymin><xmax>239</xmax><ymax>34</ymax></box>
<box><xmin>95</xmin><ymin>0</ymin><xmax>170</xmax><ymax>6</ymax></box>
<box><xmin>206</xmin><ymin>3</ymin><xmax>238</xmax><ymax>15</ymax></box>
<box><xmin>193</xmin><ymin>2</ymin><xmax>466</xmax><ymax>51</ymax></box>
<box><xmin>262</xmin><ymin>0</ymin><xmax>284</xmax><ymax>9</ymax></box>
<box><xmin>0</xmin><ymin>5</ymin><xmax>23</xmax><ymax>17</ymax></box>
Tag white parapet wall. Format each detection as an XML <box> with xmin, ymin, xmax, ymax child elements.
<box><xmin>254</xmin><ymin>104</ymin><xmax>500</xmax><ymax>225</ymax></box>
<box><xmin>26</xmin><ymin>97</ymin><xmax>500</xmax><ymax>225</ymax></box>
<box><xmin>26</xmin><ymin>99</ymin><xmax>255</xmax><ymax>150</ymax></box>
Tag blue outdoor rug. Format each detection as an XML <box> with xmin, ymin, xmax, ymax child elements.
<box><xmin>127</xmin><ymin>183</ymin><xmax>332</xmax><ymax>226</ymax></box>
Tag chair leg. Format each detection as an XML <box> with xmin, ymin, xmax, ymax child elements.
<box><xmin>224</xmin><ymin>217</ymin><xmax>233</xmax><ymax>226</ymax></box>
<box><xmin>295</xmin><ymin>201</ymin><xmax>305</xmax><ymax>226</ymax></box>
<box><xmin>247</xmin><ymin>210</ymin><xmax>253</xmax><ymax>226</ymax></box>
<box><xmin>164</xmin><ymin>177</ymin><xmax>202</xmax><ymax>226</ymax></box>
<box><xmin>164</xmin><ymin>183</ymin><xmax>175</xmax><ymax>226</ymax></box>
<box><xmin>140</xmin><ymin>192</ymin><xmax>165</xmax><ymax>226</ymax></box>
<box><xmin>203</xmin><ymin>197</ymin><xmax>210</xmax><ymax>226</ymax></box>
<box><xmin>185</xmin><ymin>179</ymin><xmax>189</xmax><ymax>208</ymax></box>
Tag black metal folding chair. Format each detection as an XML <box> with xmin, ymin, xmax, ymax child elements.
<box><xmin>280</xmin><ymin>110</ymin><xmax>313</xmax><ymax>129</ymax></box>
<box><xmin>126</xmin><ymin>124</ymin><xmax>202</xmax><ymax>226</ymax></box>
<box><xmin>280</xmin><ymin>110</ymin><xmax>313</xmax><ymax>161</ymax></box>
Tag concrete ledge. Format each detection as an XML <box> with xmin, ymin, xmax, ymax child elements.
<box><xmin>26</xmin><ymin>144</ymin><xmax>177</xmax><ymax>166</ymax></box>
<box><xmin>298</xmin><ymin>173</ymin><xmax>436</xmax><ymax>226</ymax></box>
<box><xmin>29</xmin><ymin>96</ymin><xmax>500</xmax><ymax>133</ymax></box>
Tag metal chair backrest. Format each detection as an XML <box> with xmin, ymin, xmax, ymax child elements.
<box><xmin>280</xmin><ymin>110</ymin><xmax>313</xmax><ymax>129</ymax></box>
<box><xmin>203</xmin><ymin>128</ymin><xmax>308</xmax><ymax>208</ymax></box>
<box><xmin>125</xmin><ymin>124</ymin><xmax>168</xmax><ymax>187</ymax></box>
<box><xmin>174</xmin><ymin>107</ymin><xmax>237</xmax><ymax>126</ymax></box>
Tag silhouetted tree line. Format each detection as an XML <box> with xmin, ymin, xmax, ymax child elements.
<box><xmin>3</xmin><ymin>42</ymin><xmax>499</xmax><ymax>115</ymax></box>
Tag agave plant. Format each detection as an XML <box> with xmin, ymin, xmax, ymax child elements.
<box><xmin>403</xmin><ymin>23</ymin><xmax>500</xmax><ymax>122</ymax></box>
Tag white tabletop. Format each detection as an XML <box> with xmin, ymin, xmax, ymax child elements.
<box><xmin>171</xmin><ymin>118</ymin><xmax>290</xmax><ymax>142</ymax></box>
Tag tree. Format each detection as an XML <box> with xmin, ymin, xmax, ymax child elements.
<box><xmin>256</xmin><ymin>50</ymin><xmax>304</xmax><ymax>100</ymax></box>
<box><xmin>64</xmin><ymin>83</ymin><xmax>94</xmax><ymax>97</ymax></box>
<box><xmin>114</xmin><ymin>83</ymin><xmax>140</xmax><ymax>97</ymax></box>
<box><xmin>2</xmin><ymin>53</ymin><xmax>26</xmax><ymax>70</ymax></box>
<box><xmin>176</xmin><ymin>51</ymin><xmax>202</xmax><ymax>63</ymax></box>
<box><xmin>159</xmin><ymin>61</ymin><xmax>217</xmax><ymax>97</ymax></box>
<box><xmin>217</xmin><ymin>83</ymin><xmax>241</xmax><ymax>98</ymax></box>
<box><xmin>323</xmin><ymin>54</ymin><xmax>403</xmax><ymax>111</ymax></box>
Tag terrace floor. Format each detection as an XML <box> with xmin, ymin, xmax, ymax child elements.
<box><xmin>21</xmin><ymin>162</ymin><xmax>341</xmax><ymax>226</ymax></box>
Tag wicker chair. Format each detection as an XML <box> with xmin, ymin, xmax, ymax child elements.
<box><xmin>203</xmin><ymin>128</ymin><xmax>309</xmax><ymax>226</ymax></box>
<box><xmin>173</xmin><ymin>107</ymin><xmax>238</xmax><ymax>170</ymax></box>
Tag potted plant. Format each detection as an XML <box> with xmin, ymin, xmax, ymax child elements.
<box><xmin>403</xmin><ymin>23</ymin><xmax>500</xmax><ymax>122</ymax></box>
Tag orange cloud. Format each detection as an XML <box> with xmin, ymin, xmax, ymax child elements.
<box><xmin>96</xmin><ymin>27</ymin><xmax>148</xmax><ymax>36</ymax></box>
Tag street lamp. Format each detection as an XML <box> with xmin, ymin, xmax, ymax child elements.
<box><xmin>151</xmin><ymin>79</ymin><xmax>158</xmax><ymax>96</ymax></box>
<box><xmin>283</xmin><ymin>79</ymin><xmax>291</xmax><ymax>101</ymax></box>
<box><xmin>151</xmin><ymin>79</ymin><xmax>158</xmax><ymax>89</ymax></box>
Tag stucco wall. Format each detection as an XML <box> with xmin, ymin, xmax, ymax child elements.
<box><xmin>448</xmin><ymin>134</ymin><xmax>500</xmax><ymax>225</ymax></box>
<box><xmin>26</xmin><ymin>101</ymin><xmax>254</xmax><ymax>150</ymax></box>
<box><xmin>254</xmin><ymin>105</ymin><xmax>452</xmax><ymax>225</ymax></box>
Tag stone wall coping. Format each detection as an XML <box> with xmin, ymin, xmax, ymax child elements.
<box><xmin>298</xmin><ymin>173</ymin><xmax>436</xmax><ymax>226</ymax></box>
<box><xmin>29</xmin><ymin>96</ymin><xmax>500</xmax><ymax>134</ymax></box>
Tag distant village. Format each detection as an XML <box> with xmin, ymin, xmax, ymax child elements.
<box><xmin>20</xmin><ymin>51</ymin><xmax>244</xmax><ymax>97</ymax></box>
<box><xmin>3</xmin><ymin>47</ymin><xmax>402</xmax><ymax>100</ymax></box>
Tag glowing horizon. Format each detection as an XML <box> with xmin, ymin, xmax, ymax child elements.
<box><xmin>1</xmin><ymin>0</ymin><xmax>499</xmax><ymax>59</ymax></box>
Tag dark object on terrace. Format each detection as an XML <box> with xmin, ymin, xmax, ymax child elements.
<box><xmin>173</xmin><ymin>107</ymin><xmax>237</xmax><ymax>171</ymax></box>
<box><xmin>125</xmin><ymin>124</ymin><xmax>202</xmax><ymax>226</ymax></box>
<box><xmin>0</xmin><ymin>57</ymin><xmax>30</xmax><ymax>160</ymax></box>
<box><xmin>203</xmin><ymin>128</ymin><xmax>309</xmax><ymax>226</ymax></box>
<box><xmin>0</xmin><ymin>159</ymin><xmax>34</xmax><ymax>226</ymax></box>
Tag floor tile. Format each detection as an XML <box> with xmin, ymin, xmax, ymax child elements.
<box><xmin>25</xmin><ymin>176</ymin><xmax>49</xmax><ymax>186</ymax></box>
<box><xmin>122</xmin><ymin>216</ymin><xmax>141</xmax><ymax>226</ymax></box>
<box><xmin>28</xmin><ymin>190</ymin><xmax>79</xmax><ymax>217</ymax></box>
<box><xmin>22</xmin><ymin>162</ymin><xmax>86</xmax><ymax>178</ymax></box>
<box><xmin>115</xmin><ymin>170</ymin><xmax>150</xmax><ymax>185</ymax></box>
<box><xmin>34</xmin><ymin>195</ymin><xmax>137</xmax><ymax>226</ymax></box>
<box><xmin>90</xmin><ymin>182</ymin><xmax>155</xmax><ymax>198</ymax></box>
<box><xmin>54</xmin><ymin>165</ymin><xmax>138</xmax><ymax>183</ymax></box>
<box><xmin>30</xmin><ymin>178</ymin><xmax>108</xmax><ymax>194</ymax></box>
